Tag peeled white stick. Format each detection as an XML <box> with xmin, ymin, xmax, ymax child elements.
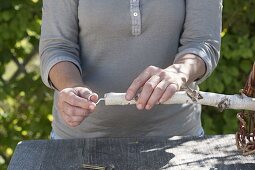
<box><xmin>103</xmin><ymin>91</ymin><xmax>255</xmax><ymax>111</ymax></box>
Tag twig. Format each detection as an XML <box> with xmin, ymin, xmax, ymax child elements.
<box><xmin>103</xmin><ymin>91</ymin><xmax>255</xmax><ymax>111</ymax></box>
<box><xmin>81</xmin><ymin>164</ymin><xmax>106</xmax><ymax>170</ymax></box>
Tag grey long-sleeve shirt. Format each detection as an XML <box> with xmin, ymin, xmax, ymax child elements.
<box><xmin>40</xmin><ymin>0</ymin><xmax>222</xmax><ymax>138</ymax></box>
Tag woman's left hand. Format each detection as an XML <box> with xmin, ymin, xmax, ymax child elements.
<box><xmin>125</xmin><ymin>65</ymin><xmax>187</xmax><ymax>110</ymax></box>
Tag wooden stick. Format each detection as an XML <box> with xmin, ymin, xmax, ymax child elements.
<box><xmin>104</xmin><ymin>91</ymin><xmax>255</xmax><ymax>111</ymax></box>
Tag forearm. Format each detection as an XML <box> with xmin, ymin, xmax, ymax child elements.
<box><xmin>173</xmin><ymin>0</ymin><xmax>222</xmax><ymax>85</ymax></box>
<box><xmin>50</xmin><ymin>61</ymin><xmax>97</xmax><ymax>127</ymax></box>
<box><xmin>49</xmin><ymin>61</ymin><xmax>84</xmax><ymax>91</ymax></box>
<box><xmin>168</xmin><ymin>54</ymin><xmax>206</xmax><ymax>85</ymax></box>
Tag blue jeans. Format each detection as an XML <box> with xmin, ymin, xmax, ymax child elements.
<box><xmin>50</xmin><ymin>130</ymin><xmax>62</xmax><ymax>139</ymax></box>
<box><xmin>199</xmin><ymin>129</ymin><xmax>205</xmax><ymax>137</ymax></box>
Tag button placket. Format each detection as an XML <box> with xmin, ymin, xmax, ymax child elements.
<box><xmin>130</xmin><ymin>0</ymin><xmax>141</xmax><ymax>36</ymax></box>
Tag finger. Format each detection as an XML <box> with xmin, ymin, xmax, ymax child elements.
<box><xmin>87</xmin><ymin>93</ymin><xmax>99</xmax><ymax>103</ymax></box>
<box><xmin>69</xmin><ymin>115</ymin><xmax>86</xmax><ymax>123</ymax></box>
<box><xmin>137</xmin><ymin>75</ymin><xmax>161</xmax><ymax>110</ymax></box>
<box><xmin>61</xmin><ymin>113</ymin><xmax>75</xmax><ymax>127</ymax></box>
<box><xmin>75</xmin><ymin>88</ymin><xmax>98</xmax><ymax>110</ymax></box>
<box><xmin>62</xmin><ymin>102</ymin><xmax>90</xmax><ymax>117</ymax></box>
<box><xmin>61</xmin><ymin>112</ymin><xmax>86</xmax><ymax>127</ymax></box>
<box><xmin>126</xmin><ymin>66</ymin><xmax>157</xmax><ymax>100</ymax></box>
<box><xmin>145</xmin><ymin>80</ymin><xmax>170</xmax><ymax>110</ymax></box>
<box><xmin>64</xmin><ymin>91</ymin><xmax>96</xmax><ymax>110</ymax></box>
<box><xmin>68</xmin><ymin>121</ymin><xmax>82</xmax><ymax>127</ymax></box>
<box><xmin>76</xmin><ymin>87</ymin><xmax>98</xmax><ymax>101</ymax></box>
<box><xmin>61</xmin><ymin>90</ymin><xmax>86</xmax><ymax>107</ymax></box>
<box><xmin>159</xmin><ymin>83</ymin><xmax>178</xmax><ymax>103</ymax></box>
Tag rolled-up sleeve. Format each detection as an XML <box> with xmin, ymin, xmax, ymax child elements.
<box><xmin>174</xmin><ymin>0</ymin><xmax>222</xmax><ymax>84</ymax></box>
<box><xmin>39</xmin><ymin>0</ymin><xmax>81</xmax><ymax>88</ymax></box>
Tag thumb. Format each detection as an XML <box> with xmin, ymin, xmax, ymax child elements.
<box><xmin>87</xmin><ymin>93</ymin><xmax>99</xmax><ymax>103</ymax></box>
<box><xmin>73</xmin><ymin>87</ymin><xmax>99</xmax><ymax>103</ymax></box>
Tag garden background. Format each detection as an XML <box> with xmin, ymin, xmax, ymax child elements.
<box><xmin>0</xmin><ymin>0</ymin><xmax>254</xmax><ymax>169</ymax></box>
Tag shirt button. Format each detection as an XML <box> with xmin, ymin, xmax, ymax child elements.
<box><xmin>133</xmin><ymin>12</ymin><xmax>138</xmax><ymax>17</ymax></box>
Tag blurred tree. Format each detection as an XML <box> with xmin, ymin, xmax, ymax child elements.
<box><xmin>0</xmin><ymin>0</ymin><xmax>254</xmax><ymax>169</ymax></box>
<box><xmin>0</xmin><ymin>0</ymin><xmax>52</xmax><ymax>169</ymax></box>
<box><xmin>200</xmin><ymin>0</ymin><xmax>255</xmax><ymax>134</ymax></box>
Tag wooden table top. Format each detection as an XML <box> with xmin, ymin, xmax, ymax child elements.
<box><xmin>8</xmin><ymin>134</ymin><xmax>255</xmax><ymax>170</ymax></box>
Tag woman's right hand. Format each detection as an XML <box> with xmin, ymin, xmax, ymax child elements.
<box><xmin>57</xmin><ymin>87</ymin><xmax>98</xmax><ymax>127</ymax></box>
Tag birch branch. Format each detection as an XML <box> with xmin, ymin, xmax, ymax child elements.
<box><xmin>103</xmin><ymin>91</ymin><xmax>255</xmax><ymax>111</ymax></box>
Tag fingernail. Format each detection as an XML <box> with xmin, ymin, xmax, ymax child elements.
<box><xmin>137</xmin><ymin>104</ymin><xmax>143</xmax><ymax>110</ymax></box>
<box><xmin>146</xmin><ymin>105</ymin><xmax>151</xmax><ymax>110</ymax></box>
<box><xmin>87</xmin><ymin>94</ymin><xmax>93</xmax><ymax>101</ymax></box>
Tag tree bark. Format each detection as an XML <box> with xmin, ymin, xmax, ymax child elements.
<box><xmin>103</xmin><ymin>91</ymin><xmax>255</xmax><ymax>111</ymax></box>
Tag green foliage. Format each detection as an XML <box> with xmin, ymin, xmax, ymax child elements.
<box><xmin>200</xmin><ymin>0</ymin><xmax>255</xmax><ymax>136</ymax></box>
<box><xmin>0</xmin><ymin>0</ymin><xmax>52</xmax><ymax>169</ymax></box>
<box><xmin>0</xmin><ymin>0</ymin><xmax>254</xmax><ymax>169</ymax></box>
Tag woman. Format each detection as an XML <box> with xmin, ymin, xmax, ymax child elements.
<box><xmin>40</xmin><ymin>0</ymin><xmax>222</xmax><ymax>139</ymax></box>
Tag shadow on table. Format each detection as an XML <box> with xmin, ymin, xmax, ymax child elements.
<box><xmin>78</xmin><ymin>137</ymin><xmax>176</xmax><ymax>170</ymax></box>
<box><xmin>214</xmin><ymin>163</ymin><xmax>255</xmax><ymax>170</ymax></box>
<box><xmin>15</xmin><ymin>135</ymin><xmax>253</xmax><ymax>170</ymax></box>
<box><xmin>162</xmin><ymin>135</ymin><xmax>255</xmax><ymax>170</ymax></box>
